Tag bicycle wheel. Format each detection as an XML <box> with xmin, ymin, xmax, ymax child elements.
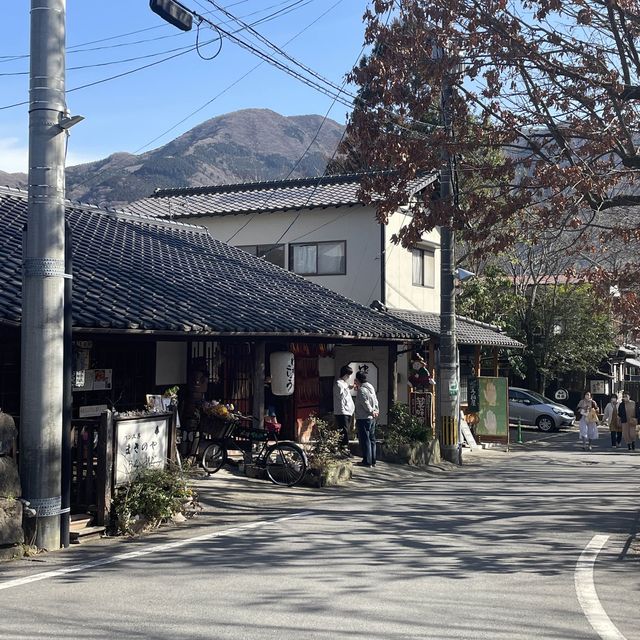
<box><xmin>201</xmin><ymin>441</ymin><xmax>227</xmax><ymax>474</ymax></box>
<box><xmin>265</xmin><ymin>443</ymin><xmax>307</xmax><ymax>486</ymax></box>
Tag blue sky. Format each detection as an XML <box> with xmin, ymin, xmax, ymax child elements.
<box><xmin>0</xmin><ymin>1</ymin><xmax>370</xmax><ymax>173</ymax></box>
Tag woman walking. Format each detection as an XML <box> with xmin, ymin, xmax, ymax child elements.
<box><xmin>617</xmin><ymin>392</ymin><xmax>638</xmax><ymax>451</ymax></box>
<box><xmin>576</xmin><ymin>391</ymin><xmax>599</xmax><ymax>451</ymax></box>
<box><xmin>603</xmin><ymin>394</ymin><xmax>622</xmax><ymax>448</ymax></box>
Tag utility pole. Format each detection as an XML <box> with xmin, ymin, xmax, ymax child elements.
<box><xmin>436</xmin><ymin>49</ymin><xmax>459</xmax><ymax>462</ymax></box>
<box><xmin>20</xmin><ymin>0</ymin><xmax>68</xmax><ymax>550</ymax></box>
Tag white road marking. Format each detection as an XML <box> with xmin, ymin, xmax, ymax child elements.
<box><xmin>575</xmin><ymin>534</ymin><xmax>626</xmax><ymax>640</ymax></box>
<box><xmin>0</xmin><ymin>511</ymin><xmax>312</xmax><ymax>592</ymax></box>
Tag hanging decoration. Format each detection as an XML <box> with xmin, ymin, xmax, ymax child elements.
<box><xmin>270</xmin><ymin>351</ymin><xmax>295</xmax><ymax>396</ymax></box>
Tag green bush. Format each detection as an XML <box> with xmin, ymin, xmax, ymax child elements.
<box><xmin>307</xmin><ymin>417</ymin><xmax>350</xmax><ymax>471</ymax></box>
<box><xmin>112</xmin><ymin>465</ymin><xmax>195</xmax><ymax>535</ymax></box>
<box><xmin>385</xmin><ymin>403</ymin><xmax>433</xmax><ymax>447</ymax></box>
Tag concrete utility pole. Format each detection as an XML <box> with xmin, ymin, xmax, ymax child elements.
<box><xmin>437</xmin><ymin>52</ymin><xmax>459</xmax><ymax>462</ymax></box>
<box><xmin>20</xmin><ymin>0</ymin><xmax>68</xmax><ymax>550</ymax></box>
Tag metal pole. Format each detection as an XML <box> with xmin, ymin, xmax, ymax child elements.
<box><xmin>60</xmin><ymin>222</ymin><xmax>72</xmax><ymax>547</ymax></box>
<box><xmin>20</xmin><ymin>0</ymin><xmax>67</xmax><ymax>550</ymax></box>
<box><xmin>437</xmin><ymin>58</ymin><xmax>459</xmax><ymax>462</ymax></box>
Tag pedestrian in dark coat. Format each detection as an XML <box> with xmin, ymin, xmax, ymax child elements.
<box><xmin>618</xmin><ymin>392</ymin><xmax>638</xmax><ymax>451</ymax></box>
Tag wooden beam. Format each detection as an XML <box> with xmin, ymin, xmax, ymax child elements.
<box><xmin>252</xmin><ymin>341</ymin><xmax>265</xmax><ymax>428</ymax></box>
<box><xmin>387</xmin><ymin>343</ymin><xmax>398</xmax><ymax>410</ymax></box>
<box><xmin>474</xmin><ymin>345</ymin><xmax>481</xmax><ymax>377</ymax></box>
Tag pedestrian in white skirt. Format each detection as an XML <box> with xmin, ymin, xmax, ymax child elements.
<box><xmin>576</xmin><ymin>390</ymin><xmax>599</xmax><ymax>451</ymax></box>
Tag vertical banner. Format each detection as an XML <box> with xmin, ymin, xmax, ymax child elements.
<box><xmin>467</xmin><ymin>377</ymin><xmax>479</xmax><ymax>412</ymax></box>
<box><xmin>409</xmin><ymin>389</ymin><xmax>434</xmax><ymax>432</ymax></box>
<box><xmin>476</xmin><ymin>377</ymin><xmax>509</xmax><ymax>443</ymax></box>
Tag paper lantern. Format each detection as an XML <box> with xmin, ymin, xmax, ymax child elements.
<box><xmin>270</xmin><ymin>351</ymin><xmax>295</xmax><ymax>396</ymax></box>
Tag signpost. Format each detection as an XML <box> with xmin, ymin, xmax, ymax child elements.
<box><xmin>474</xmin><ymin>376</ymin><xmax>509</xmax><ymax>447</ymax></box>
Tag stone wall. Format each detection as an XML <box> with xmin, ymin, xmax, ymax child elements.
<box><xmin>0</xmin><ymin>412</ymin><xmax>24</xmax><ymax>559</ymax></box>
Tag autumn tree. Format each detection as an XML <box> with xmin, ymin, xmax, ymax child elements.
<box><xmin>345</xmin><ymin>0</ymin><xmax>640</xmax><ymax>325</ymax></box>
<box><xmin>457</xmin><ymin>263</ymin><xmax>615</xmax><ymax>393</ymax></box>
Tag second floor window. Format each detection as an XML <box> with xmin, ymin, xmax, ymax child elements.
<box><xmin>290</xmin><ymin>241</ymin><xmax>346</xmax><ymax>275</ymax></box>
<box><xmin>237</xmin><ymin>244</ymin><xmax>285</xmax><ymax>268</ymax></box>
<box><xmin>412</xmin><ymin>247</ymin><xmax>435</xmax><ymax>287</ymax></box>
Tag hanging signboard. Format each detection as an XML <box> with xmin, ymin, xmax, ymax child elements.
<box><xmin>347</xmin><ymin>362</ymin><xmax>379</xmax><ymax>395</ymax></box>
<box><xmin>475</xmin><ymin>377</ymin><xmax>509</xmax><ymax>444</ymax></box>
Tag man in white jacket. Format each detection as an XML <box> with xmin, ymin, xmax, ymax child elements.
<box><xmin>354</xmin><ymin>371</ymin><xmax>379</xmax><ymax>467</ymax></box>
<box><xmin>333</xmin><ymin>365</ymin><xmax>354</xmax><ymax>448</ymax></box>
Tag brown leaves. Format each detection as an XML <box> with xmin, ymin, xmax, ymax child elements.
<box><xmin>339</xmin><ymin>0</ymin><xmax>640</xmax><ymax>332</ymax></box>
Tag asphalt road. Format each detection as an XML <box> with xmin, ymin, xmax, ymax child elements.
<box><xmin>1</xmin><ymin>427</ymin><xmax>638</xmax><ymax>640</ymax></box>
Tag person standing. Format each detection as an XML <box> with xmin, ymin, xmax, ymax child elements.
<box><xmin>333</xmin><ymin>364</ymin><xmax>354</xmax><ymax>448</ymax></box>
<box><xmin>576</xmin><ymin>390</ymin><xmax>599</xmax><ymax>451</ymax></box>
<box><xmin>618</xmin><ymin>391</ymin><xmax>638</xmax><ymax>451</ymax></box>
<box><xmin>603</xmin><ymin>394</ymin><xmax>622</xmax><ymax>448</ymax></box>
<box><xmin>354</xmin><ymin>371</ymin><xmax>380</xmax><ymax>467</ymax></box>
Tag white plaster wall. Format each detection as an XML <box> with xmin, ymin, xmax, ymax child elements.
<box><xmin>397</xmin><ymin>349</ymin><xmax>409</xmax><ymax>404</ymax></box>
<box><xmin>333</xmin><ymin>344</ymin><xmax>389</xmax><ymax>424</ymax></box>
<box><xmin>155</xmin><ymin>341</ymin><xmax>188</xmax><ymax>386</ymax></box>
<box><xmin>193</xmin><ymin>207</ymin><xmax>382</xmax><ymax>306</ymax></box>
<box><xmin>384</xmin><ymin>211</ymin><xmax>441</xmax><ymax>312</ymax></box>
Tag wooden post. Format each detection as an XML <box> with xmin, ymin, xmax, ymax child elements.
<box><xmin>252</xmin><ymin>341</ymin><xmax>265</xmax><ymax>429</ymax></box>
<box><xmin>428</xmin><ymin>341</ymin><xmax>436</xmax><ymax>380</ymax></box>
<box><xmin>167</xmin><ymin>406</ymin><xmax>177</xmax><ymax>463</ymax></box>
<box><xmin>95</xmin><ymin>410</ymin><xmax>114</xmax><ymax>526</ymax></box>
<box><xmin>493</xmin><ymin>348</ymin><xmax>499</xmax><ymax>376</ymax></box>
<box><xmin>387</xmin><ymin>343</ymin><xmax>398</xmax><ymax>412</ymax></box>
<box><xmin>474</xmin><ymin>345</ymin><xmax>481</xmax><ymax>377</ymax></box>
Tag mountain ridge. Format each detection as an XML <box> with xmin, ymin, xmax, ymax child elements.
<box><xmin>0</xmin><ymin>109</ymin><xmax>345</xmax><ymax>207</ymax></box>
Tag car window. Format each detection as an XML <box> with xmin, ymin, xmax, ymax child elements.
<box><xmin>509</xmin><ymin>390</ymin><xmax>526</xmax><ymax>402</ymax></box>
<box><xmin>526</xmin><ymin>390</ymin><xmax>552</xmax><ymax>404</ymax></box>
<box><xmin>522</xmin><ymin>392</ymin><xmax>542</xmax><ymax>405</ymax></box>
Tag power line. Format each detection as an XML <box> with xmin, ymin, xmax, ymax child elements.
<box><xmin>200</xmin><ymin>0</ymin><xmax>358</xmax><ymax>105</ymax></box>
<box><xmin>0</xmin><ymin>39</ymin><xmax>219</xmax><ymax>77</ymax></box>
<box><xmin>133</xmin><ymin>0</ymin><xmax>346</xmax><ymax>154</ymax></box>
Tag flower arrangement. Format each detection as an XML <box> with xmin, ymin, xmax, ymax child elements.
<box><xmin>200</xmin><ymin>400</ymin><xmax>237</xmax><ymax>421</ymax></box>
<box><xmin>162</xmin><ymin>385</ymin><xmax>180</xmax><ymax>400</ymax></box>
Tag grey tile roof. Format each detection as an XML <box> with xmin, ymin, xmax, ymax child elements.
<box><xmin>0</xmin><ymin>187</ymin><xmax>426</xmax><ymax>341</ymax></box>
<box><xmin>125</xmin><ymin>172</ymin><xmax>437</xmax><ymax>219</ymax></box>
<box><xmin>388</xmin><ymin>309</ymin><xmax>524</xmax><ymax>349</ymax></box>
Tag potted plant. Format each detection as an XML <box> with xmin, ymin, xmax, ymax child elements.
<box><xmin>304</xmin><ymin>417</ymin><xmax>352</xmax><ymax>487</ymax></box>
<box><xmin>379</xmin><ymin>403</ymin><xmax>440</xmax><ymax>465</ymax></box>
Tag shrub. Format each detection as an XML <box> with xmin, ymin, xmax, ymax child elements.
<box><xmin>307</xmin><ymin>417</ymin><xmax>349</xmax><ymax>471</ymax></box>
<box><xmin>385</xmin><ymin>403</ymin><xmax>433</xmax><ymax>447</ymax></box>
<box><xmin>112</xmin><ymin>465</ymin><xmax>196</xmax><ymax>536</ymax></box>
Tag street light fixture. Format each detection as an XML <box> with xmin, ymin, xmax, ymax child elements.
<box><xmin>149</xmin><ymin>0</ymin><xmax>193</xmax><ymax>31</ymax></box>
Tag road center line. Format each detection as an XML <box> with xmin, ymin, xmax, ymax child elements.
<box><xmin>575</xmin><ymin>534</ymin><xmax>626</xmax><ymax>640</ymax></box>
<box><xmin>0</xmin><ymin>511</ymin><xmax>312</xmax><ymax>592</ymax></box>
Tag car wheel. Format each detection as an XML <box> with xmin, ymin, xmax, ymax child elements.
<box><xmin>536</xmin><ymin>415</ymin><xmax>556</xmax><ymax>433</ymax></box>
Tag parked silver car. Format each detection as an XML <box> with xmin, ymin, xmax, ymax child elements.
<box><xmin>508</xmin><ymin>387</ymin><xmax>576</xmax><ymax>432</ymax></box>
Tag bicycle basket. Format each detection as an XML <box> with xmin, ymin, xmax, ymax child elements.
<box><xmin>200</xmin><ymin>416</ymin><xmax>236</xmax><ymax>439</ymax></box>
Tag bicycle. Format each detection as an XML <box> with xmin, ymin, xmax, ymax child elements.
<box><xmin>200</xmin><ymin>415</ymin><xmax>308</xmax><ymax>487</ymax></box>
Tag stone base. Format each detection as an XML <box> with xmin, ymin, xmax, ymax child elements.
<box><xmin>303</xmin><ymin>461</ymin><xmax>353</xmax><ymax>487</ymax></box>
<box><xmin>0</xmin><ymin>458</ymin><xmax>21</xmax><ymax>498</ymax></box>
<box><xmin>379</xmin><ymin>439</ymin><xmax>441</xmax><ymax>466</ymax></box>
<box><xmin>0</xmin><ymin>497</ymin><xmax>23</xmax><ymax>547</ymax></box>
<box><xmin>0</xmin><ymin>544</ymin><xmax>24</xmax><ymax>561</ymax></box>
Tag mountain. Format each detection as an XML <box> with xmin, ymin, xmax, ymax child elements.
<box><xmin>0</xmin><ymin>109</ymin><xmax>345</xmax><ymax>207</ymax></box>
<box><xmin>0</xmin><ymin>170</ymin><xmax>26</xmax><ymax>190</ymax></box>
<box><xmin>63</xmin><ymin>109</ymin><xmax>345</xmax><ymax>207</ymax></box>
